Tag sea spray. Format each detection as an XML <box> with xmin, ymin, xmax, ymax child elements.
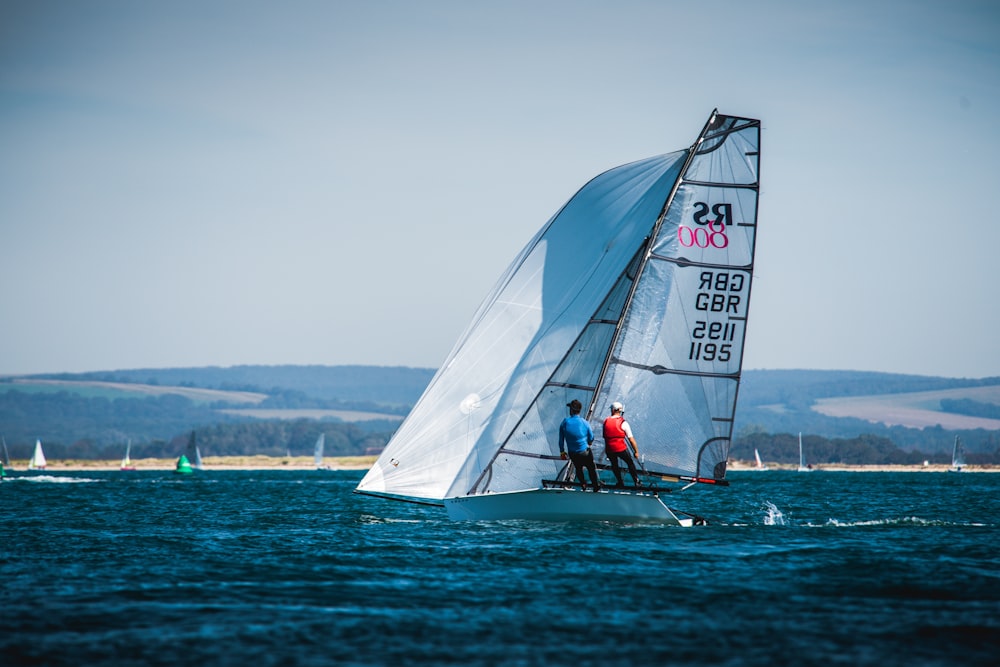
<box><xmin>762</xmin><ymin>500</ymin><xmax>786</xmax><ymax>525</ymax></box>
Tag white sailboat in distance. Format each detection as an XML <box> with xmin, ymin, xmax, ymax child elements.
<box><xmin>753</xmin><ymin>448</ymin><xmax>769</xmax><ymax>471</ymax></box>
<box><xmin>120</xmin><ymin>440</ymin><xmax>136</xmax><ymax>471</ymax></box>
<box><xmin>314</xmin><ymin>433</ymin><xmax>331</xmax><ymax>470</ymax></box>
<box><xmin>28</xmin><ymin>439</ymin><xmax>47</xmax><ymax>470</ymax></box>
<box><xmin>948</xmin><ymin>435</ymin><xmax>966</xmax><ymax>473</ymax></box>
<box><xmin>797</xmin><ymin>432</ymin><xmax>812</xmax><ymax>472</ymax></box>
<box><xmin>356</xmin><ymin>110</ymin><xmax>761</xmax><ymax>524</ymax></box>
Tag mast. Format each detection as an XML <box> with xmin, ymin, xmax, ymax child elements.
<box><xmin>585</xmin><ymin>111</ymin><xmax>722</xmax><ymax>421</ymax></box>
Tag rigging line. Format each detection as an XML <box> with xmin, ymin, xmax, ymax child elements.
<box><xmin>544</xmin><ymin>381</ymin><xmax>597</xmax><ymax>392</ymax></box>
<box><xmin>682</xmin><ymin>179</ymin><xmax>758</xmax><ymax>190</ymax></box>
<box><xmin>352</xmin><ymin>489</ymin><xmax>446</xmax><ymax>507</ymax></box>
<box><xmin>651</xmin><ymin>254</ymin><xmax>753</xmax><ymax>271</ymax></box>
<box><xmin>637</xmin><ymin>467</ymin><xmax>731</xmax><ymax>487</ymax></box>
<box><xmin>493</xmin><ymin>448</ymin><xmax>559</xmax><ymax>460</ymax></box>
<box><xmin>611</xmin><ymin>357</ymin><xmax>740</xmax><ymax>380</ymax></box>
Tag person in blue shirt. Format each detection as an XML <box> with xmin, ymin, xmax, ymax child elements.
<box><xmin>558</xmin><ymin>399</ymin><xmax>602</xmax><ymax>492</ymax></box>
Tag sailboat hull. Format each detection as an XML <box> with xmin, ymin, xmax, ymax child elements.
<box><xmin>444</xmin><ymin>488</ymin><xmax>694</xmax><ymax>525</ymax></box>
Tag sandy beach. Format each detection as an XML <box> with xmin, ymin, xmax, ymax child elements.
<box><xmin>5</xmin><ymin>455</ymin><xmax>378</xmax><ymax>472</ymax></box>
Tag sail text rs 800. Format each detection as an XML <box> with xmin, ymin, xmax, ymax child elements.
<box><xmin>356</xmin><ymin>110</ymin><xmax>760</xmax><ymax>524</ymax></box>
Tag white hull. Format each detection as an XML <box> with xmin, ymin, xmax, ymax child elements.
<box><xmin>444</xmin><ymin>488</ymin><xmax>695</xmax><ymax>525</ymax></box>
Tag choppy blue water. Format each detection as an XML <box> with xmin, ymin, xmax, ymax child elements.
<box><xmin>1</xmin><ymin>469</ymin><xmax>996</xmax><ymax>666</ymax></box>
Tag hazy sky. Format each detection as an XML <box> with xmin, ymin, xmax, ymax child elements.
<box><xmin>2</xmin><ymin>0</ymin><xmax>998</xmax><ymax>379</ymax></box>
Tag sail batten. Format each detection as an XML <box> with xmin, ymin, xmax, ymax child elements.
<box><xmin>358</xmin><ymin>110</ymin><xmax>760</xmax><ymax>514</ymax></box>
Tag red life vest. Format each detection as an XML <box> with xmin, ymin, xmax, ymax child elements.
<box><xmin>603</xmin><ymin>415</ymin><xmax>628</xmax><ymax>453</ymax></box>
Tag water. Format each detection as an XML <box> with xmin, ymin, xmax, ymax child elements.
<box><xmin>1</xmin><ymin>470</ymin><xmax>996</xmax><ymax>666</ymax></box>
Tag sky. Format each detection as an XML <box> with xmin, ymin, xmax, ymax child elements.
<box><xmin>1</xmin><ymin>0</ymin><xmax>998</xmax><ymax>379</ymax></box>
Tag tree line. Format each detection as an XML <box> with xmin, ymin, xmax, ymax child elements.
<box><xmin>731</xmin><ymin>432</ymin><xmax>1000</xmax><ymax>466</ymax></box>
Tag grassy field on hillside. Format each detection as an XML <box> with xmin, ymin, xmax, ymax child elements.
<box><xmin>813</xmin><ymin>384</ymin><xmax>1000</xmax><ymax>430</ymax></box>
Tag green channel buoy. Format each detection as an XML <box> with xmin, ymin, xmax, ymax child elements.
<box><xmin>174</xmin><ymin>454</ymin><xmax>193</xmax><ymax>475</ymax></box>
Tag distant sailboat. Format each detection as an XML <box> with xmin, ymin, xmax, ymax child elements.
<box><xmin>948</xmin><ymin>435</ymin><xmax>966</xmax><ymax>473</ymax></box>
<box><xmin>797</xmin><ymin>433</ymin><xmax>811</xmax><ymax>472</ymax></box>
<box><xmin>120</xmin><ymin>440</ymin><xmax>136</xmax><ymax>471</ymax></box>
<box><xmin>28</xmin><ymin>439</ymin><xmax>47</xmax><ymax>471</ymax></box>
<box><xmin>314</xmin><ymin>433</ymin><xmax>331</xmax><ymax>470</ymax></box>
<box><xmin>1</xmin><ymin>436</ymin><xmax>10</xmax><ymax>479</ymax></box>
<box><xmin>186</xmin><ymin>431</ymin><xmax>203</xmax><ymax>470</ymax></box>
<box><xmin>753</xmin><ymin>448</ymin><xmax>769</xmax><ymax>471</ymax></box>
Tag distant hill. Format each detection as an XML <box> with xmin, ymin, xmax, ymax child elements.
<box><xmin>3</xmin><ymin>365</ymin><xmax>1000</xmax><ymax>462</ymax></box>
<box><xmin>29</xmin><ymin>365</ymin><xmax>435</xmax><ymax>406</ymax></box>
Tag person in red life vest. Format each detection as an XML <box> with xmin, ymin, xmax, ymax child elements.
<box><xmin>602</xmin><ymin>401</ymin><xmax>642</xmax><ymax>488</ymax></box>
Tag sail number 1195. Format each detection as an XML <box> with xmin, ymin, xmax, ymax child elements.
<box><xmin>689</xmin><ymin>320</ymin><xmax>738</xmax><ymax>362</ymax></box>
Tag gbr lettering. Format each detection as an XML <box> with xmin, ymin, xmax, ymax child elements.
<box><xmin>687</xmin><ymin>270</ymin><xmax>746</xmax><ymax>364</ymax></box>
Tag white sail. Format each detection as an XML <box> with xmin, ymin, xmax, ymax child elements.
<box><xmin>754</xmin><ymin>448</ymin><xmax>768</xmax><ymax>471</ymax></box>
<box><xmin>29</xmin><ymin>439</ymin><xmax>47</xmax><ymax>470</ymax></box>
<box><xmin>185</xmin><ymin>432</ymin><xmax>203</xmax><ymax>470</ymax></box>
<box><xmin>949</xmin><ymin>436</ymin><xmax>966</xmax><ymax>472</ymax></box>
<box><xmin>797</xmin><ymin>432</ymin><xmax>811</xmax><ymax>472</ymax></box>
<box><xmin>1</xmin><ymin>436</ymin><xmax>11</xmax><ymax>467</ymax></box>
<box><xmin>314</xmin><ymin>433</ymin><xmax>331</xmax><ymax>470</ymax></box>
<box><xmin>357</xmin><ymin>111</ymin><xmax>760</xmax><ymax>518</ymax></box>
<box><xmin>314</xmin><ymin>434</ymin><xmax>325</xmax><ymax>465</ymax></box>
<box><xmin>120</xmin><ymin>440</ymin><xmax>134</xmax><ymax>470</ymax></box>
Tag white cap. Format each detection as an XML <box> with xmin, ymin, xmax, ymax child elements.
<box><xmin>611</xmin><ymin>401</ymin><xmax>624</xmax><ymax>412</ymax></box>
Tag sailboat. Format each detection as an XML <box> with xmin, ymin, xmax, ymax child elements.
<box><xmin>120</xmin><ymin>440</ymin><xmax>136</xmax><ymax>471</ymax></box>
<box><xmin>356</xmin><ymin>110</ymin><xmax>761</xmax><ymax>524</ymax></box>
<box><xmin>948</xmin><ymin>435</ymin><xmax>966</xmax><ymax>473</ymax></box>
<box><xmin>28</xmin><ymin>439</ymin><xmax>47</xmax><ymax>471</ymax></box>
<box><xmin>314</xmin><ymin>433</ymin><xmax>331</xmax><ymax>470</ymax></box>
<box><xmin>188</xmin><ymin>431</ymin><xmax>203</xmax><ymax>470</ymax></box>
<box><xmin>1</xmin><ymin>436</ymin><xmax>12</xmax><ymax>471</ymax></box>
<box><xmin>797</xmin><ymin>432</ymin><xmax>812</xmax><ymax>472</ymax></box>
<box><xmin>753</xmin><ymin>448</ymin><xmax>769</xmax><ymax>471</ymax></box>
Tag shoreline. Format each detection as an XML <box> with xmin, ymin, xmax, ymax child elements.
<box><xmin>4</xmin><ymin>456</ymin><xmax>996</xmax><ymax>473</ymax></box>
<box><xmin>727</xmin><ymin>462</ymin><xmax>998</xmax><ymax>473</ymax></box>
<box><xmin>3</xmin><ymin>455</ymin><xmax>378</xmax><ymax>472</ymax></box>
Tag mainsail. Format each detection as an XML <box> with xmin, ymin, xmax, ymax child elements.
<box><xmin>357</xmin><ymin>110</ymin><xmax>760</xmax><ymax>512</ymax></box>
<box><xmin>186</xmin><ymin>432</ymin><xmax>203</xmax><ymax>470</ymax></box>
<box><xmin>314</xmin><ymin>433</ymin><xmax>330</xmax><ymax>470</ymax></box>
<box><xmin>29</xmin><ymin>439</ymin><xmax>47</xmax><ymax>470</ymax></box>
<box><xmin>950</xmin><ymin>435</ymin><xmax>966</xmax><ymax>472</ymax></box>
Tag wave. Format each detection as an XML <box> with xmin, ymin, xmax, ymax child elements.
<box><xmin>819</xmin><ymin>516</ymin><xmax>990</xmax><ymax>528</ymax></box>
<box><xmin>6</xmin><ymin>475</ymin><xmax>104</xmax><ymax>484</ymax></box>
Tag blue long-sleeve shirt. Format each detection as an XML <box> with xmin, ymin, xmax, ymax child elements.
<box><xmin>559</xmin><ymin>415</ymin><xmax>594</xmax><ymax>454</ymax></box>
